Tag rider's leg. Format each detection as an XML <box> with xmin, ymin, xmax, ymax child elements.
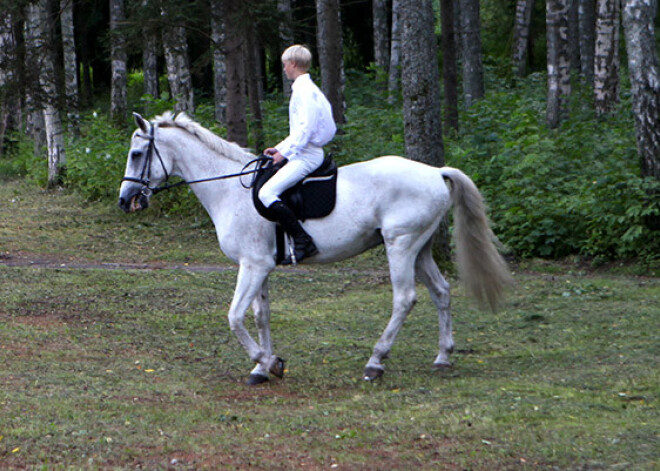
<box><xmin>258</xmin><ymin>159</ymin><xmax>320</xmax><ymax>264</ymax></box>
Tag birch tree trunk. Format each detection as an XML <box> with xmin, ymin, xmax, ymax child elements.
<box><xmin>110</xmin><ymin>0</ymin><xmax>127</xmax><ymax>124</ymax></box>
<box><xmin>60</xmin><ymin>0</ymin><xmax>79</xmax><ymax>135</ymax></box>
<box><xmin>459</xmin><ymin>0</ymin><xmax>484</xmax><ymax>108</ymax></box>
<box><xmin>28</xmin><ymin>0</ymin><xmax>66</xmax><ymax>188</ymax></box>
<box><xmin>142</xmin><ymin>0</ymin><xmax>159</xmax><ymax>100</ymax></box>
<box><xmin>441</xmin><ymin>0</ymin><xmax>458</xmax><ymax>132</ymax></box>
<box><xmin>568</xmin><ymin>0</ymin><xmax>581</xmax><ymax>72</ymax></box>
<box><xmin>579</xmin><ymin>0</ymin><xmax>596</xmax><ymax>84</ymax></box>
<box><xmin>161</xmin><ymin>3</ymin><xmax>194</xmax><ymax>114</ymax></box>
<box><xmin>316</xmin><ymin>0</ymin><xmax>346</xmax><ymax>125</ymax></box>
<box><xmin>211</xmin><ymin>0</ymin><xmax>227</xmax><ymax>124</ymax></box>
<box><xmin>387</xmin><ymin>0</ymin><xmax>401</xmax><ymax>103</ymax></box>
<box><xmin>23</xmin><ymin>3</ymin><xmax>47</xmax><ymax>156</ymax></box>
<box><xmin>622</xmin><ymin>0</ymin><xmax>660</xmax><ymax>182</ymax></box>
<box><xmin>278</xmin><ymin>0</ymin><xmax>293</xmax><ymax>97</ymax></box>
<box><xmin>512</xmin><ymin>0</ymin><xmax>535</xmax><ymax>77</ymax></box>
<box><xmin>546</xmin><ymin>0</ymin><xmax>571</xmax><ymax>128</ymax></box>
<box><xmin>594</xmin><ymin>0</ymin><xmax>620</xmax><ymax>114</ymax></box>
<box><xmin>373</xmin><ymin>0</ymin><xmax>389</xmax><ymax>71</ymax></box>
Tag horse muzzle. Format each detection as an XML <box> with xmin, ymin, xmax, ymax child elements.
<box><xmin>119</xmin><ymin>187</ymin><xmax>151</xmax><ymax>213</ymax></box>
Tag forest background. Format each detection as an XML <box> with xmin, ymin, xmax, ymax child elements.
<box><xmin>0</xmin><ymin>0</ymin><xmax>659</xmax><ymax>265</ymax></box>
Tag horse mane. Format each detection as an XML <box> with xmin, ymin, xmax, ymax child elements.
<box><xmin>152</xmin><ymin>111</ymin><xmax>251</xmax><ymax>164</ymax></box>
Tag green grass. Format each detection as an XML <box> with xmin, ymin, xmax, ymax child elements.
<box><xmin>0</xmin><ymin>180</ymin><xmax>658</xmax><ymax>470</ymax></box>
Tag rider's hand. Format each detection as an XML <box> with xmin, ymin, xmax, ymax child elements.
<box><xmin>264</xmin><ymin>148</ymin><xmax>285</xmax><ymax>164</ymax></box>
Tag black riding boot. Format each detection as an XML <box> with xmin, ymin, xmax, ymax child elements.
<box><xmin>268</xmin><ymin>201</ymin><xmax>318</xmax><ymax>265</ymax></box>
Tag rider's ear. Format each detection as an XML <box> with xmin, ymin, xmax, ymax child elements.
<box><xmin>133</xmin><ymin>112</ymin><xmax>149</xmax><ymax>134</ymax></box>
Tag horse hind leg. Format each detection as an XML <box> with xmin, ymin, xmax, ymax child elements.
<box><xmin>415</xmin><ymin>241</ymin><xmax>454</xmax><ymax>368</ymax></box>
<box><xmin>364</xmin><ymin>234</ymin><xmax>420</xmax><ymax>381</ymax></box>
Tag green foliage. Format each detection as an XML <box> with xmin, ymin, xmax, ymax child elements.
<box><xmin>4</xmin><ymin>70</ymin><xmax>659</xmax><ymax>262</ymax></box>
<box><xmin>447</xmin><ymin>73</ymin><xmax>660</xmax><ymax>261</ymax></box>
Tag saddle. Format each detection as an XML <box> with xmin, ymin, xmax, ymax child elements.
<box><xmin>251</xmin><ymin>156</ymin><xmax>338</xmax><ymax>222</ymax></box>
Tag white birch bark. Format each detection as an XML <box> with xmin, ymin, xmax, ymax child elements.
<box><xmin>161</xmin><ymin>4</ymin><xmax>194</xmax><ymax>114</ymax></box>
<box><xmin>110</xmin><ymin>0</ymin><xmax>128</xmax><ymax>123</ymax></box>
<box><xmin>622</xmin><ymin>0</ymin><xmax>660</xmax><ymax>180</ymax></box>
<box><xmin>594</xmin><ymin>0</ymin><xmax>620</xmax><ymax>114</ymax></box>
<box><xmin>512</xmin><ymin>0</ymin><xmax>535</xmax><ymax>76</ymax></box>
<box><xmin>211</xmin><ymin>0</ymin><xmax>227</xmax><ymax>124</ymax></box>
<box><xmin>60</xmin><ymin>0</ymin><xmax>80</xmax><ymax>135</ymax></box>
<box><xmin>546</xmin><ymin>0</ymin><xmax>571</xmax><ymax>128</ymax></box>
<box><xmin>387</xmin><ymin>0</ymin><xmax>401</xmax><ymax>103</ymax></box>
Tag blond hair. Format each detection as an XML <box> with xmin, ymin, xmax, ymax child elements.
<box><xmin>281</xmin><ymin>45</ymin><xmax>312</xmax><ymax>72</ymax></box>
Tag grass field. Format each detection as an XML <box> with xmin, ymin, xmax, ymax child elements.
<box><xmin>1</xmin><ymin>180</ymin><xmax>658</xmax><ymax>470</ymax></box>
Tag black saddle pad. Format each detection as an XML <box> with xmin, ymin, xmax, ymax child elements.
<box><xmin>251</xmin><ymin>157</ymin><xmax>338</xmax><ymax>222</ymax></box>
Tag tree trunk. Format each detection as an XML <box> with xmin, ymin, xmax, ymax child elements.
<box><xmin>28</xmin><ymin>0</ymin><xmax>66</xmax><ymax>187</ymax></box>
<box><xmin>459</xmin><ymin>0</ymin><xmax>484</xmax><ymax>108</ymax></box>
<box><xmin>316</xmin><ymin>0</ymin><xmax>346</xmax><ymax>125</ymax></box>
<box><xmin>546</xmin><ymin>0</ymin><xmax>571</xmax><ymax>128</ymax></box>
<box><xmin>622</xmin><ymin>0</ymin><xmax>660</xmax><ymax>182</ymax></box>
<box><xmin>60</xmin><ymin>0</ymin><xmax>79</xmax><ymax>136</ymax></box>
<box><xmin>0</xmin><ymin>10</ymin><xmax>21</xmax><ymax>156</ymax></box>
<box><xmin>441</xmin><ymin>0</ymin><xmax>458</xmax><ymax>132</ymax></box>
<box><xmin>579</xmin><ymin>0</ymin><xmax>596</xmax><ymax>84</ymax></box>
<box><xmin>387</xmin><ymin>0</ymin><xmax>401</xmax><ymax>103</ymax></box>
<box><xmin>222</xmin><ymin>0</ymin><xmax>248</xmax><ymax>146</ymax></box>
<box><xmin>277</xmin><ymin>0</ymin><xmax>293</xmax><ymax>98</ymax></box>
<box><xmin>161</xmin><ymin>3</ymin><xmax>194</xmax><ymax>114</ymax></box>
<box><xmin>512</xmin><ymin>0</ymin><xmax>535</xmax><ymax>77</ymax></box>
<box><xmin>568</xmin><ymin>0</ymin><xmax>581</xmax><ymax>73</ymax></box>
<box><xmin>211</xmin><ymin>0</ymin><xmax>227</xmax><ymax>124</ymax></box>
<box><xmin>142</xmin><ymin>0</ymin><xmax>159</xmax><ymax>100</ymax></box>
<box><xmin>400</xmin><ymin>0</ymin><xmax>444</xmax><ymax>165</ymax></box>
<box><xmin>110</xmin><ymin>0</ymin><xmax>127</xmax><ymax>124</ymax></box>
<box><xmin>246</xmin><ymin>26</ymin><xmax>264</xmax><ymax>151</ymax></box>
<box><xmin>373</xmin><ymin>0</ymin><xmax>389</xmax><ymax>71</ymax></box>
<box><xmin>23</xmin><ymin>4</ymin><xmax>46</xmax><ymax>156</ymax></box>
<box><xmin>400</xmin><ymin>0</ymin><xmax>448</xmax><ymax>259</ymax></box>
<box><xmin>594</xmin><ymin>0</ymin><xmax>620</xmax><ymax>114</ymax></box>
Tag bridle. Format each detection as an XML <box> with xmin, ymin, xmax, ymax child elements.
<box><xmin>121</xmin><ymin>121</ymin><xmax>270</xmax><ymax>196</ymax></box>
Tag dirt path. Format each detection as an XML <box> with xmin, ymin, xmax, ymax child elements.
<box><xmin>0</xmin><ymin>251</ymin><xmax>237</xmax><ymax>273</ymax></box>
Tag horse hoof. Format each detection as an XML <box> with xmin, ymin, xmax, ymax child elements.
<box><xmin>269</xmin><ymin>357</ymin><xmax>286</xmax><ymax>379</ymax></box>
<box><xmin>432</xmin><ymin>361</ymin><xmax>453</xmax><ymax>369</ymax></box>
<box><xmin>363</xmin><ymin>366</ymin><xmax>384</xmax><ymax>381</ymax></box>
<box><xmin>246</xmin><ymin>374</ymin><xmax>269</xmax><ymax>386</ymax></box>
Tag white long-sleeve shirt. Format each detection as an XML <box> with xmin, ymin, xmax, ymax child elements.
<box><xmin>275</xmin><ymin>74</ymin><xmax>336</xmax><ymax>162</ymax></box>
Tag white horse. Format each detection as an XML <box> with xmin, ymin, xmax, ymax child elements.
<box><xmin>119</xmin><ymin>112</ymin><xmax>512</xmax><ymax>385</ymax></box>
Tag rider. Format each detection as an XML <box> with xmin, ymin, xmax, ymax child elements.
<box><xmin>259</xmin><ymin>44</ymin><xmax>337</xmax><ymax>264</ymax></box>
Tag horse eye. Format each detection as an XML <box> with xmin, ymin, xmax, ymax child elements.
<box><xmin>131</xmin><ymin>150</ymin><xmax>142</xmax><ymax>159</ymax></box>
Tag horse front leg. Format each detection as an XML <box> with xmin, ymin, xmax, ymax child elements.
<box><xmin>228</xmin><ymin>263</ymin><xmax>283</xmax><ymax>384</ymax></box>
<box><xmin>246</xmin><ymin>279</ymin><xmax>275</xmax><ymax>385</ymax></box>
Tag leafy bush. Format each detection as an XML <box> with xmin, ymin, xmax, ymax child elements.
<box><xmin>447</xmin><ymin>74</ymin><xmax>660</xmax><ymax>261</ymax></box>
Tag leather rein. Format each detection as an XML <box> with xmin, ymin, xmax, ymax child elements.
<box><xmin>121</xmin><ymin>123</ymin><xmax>270</xmax><ymax>196</ymax></box>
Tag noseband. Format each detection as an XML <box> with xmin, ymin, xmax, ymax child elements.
<box><xmin>121</xmin><ymin>121</ymin><xmax>271</xmax><ymax>196</ymax></box>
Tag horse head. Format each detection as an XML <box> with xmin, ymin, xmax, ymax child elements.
<box><xmin>118</xmin><ymin>112</ymin><xmax>172</xmax><ymax>213</ymax></box>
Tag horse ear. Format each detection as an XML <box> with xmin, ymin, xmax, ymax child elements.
<box><xmin>133</xmin><ymin>112</ymin><xmax>149</xmax><ymax>133</ymax></box>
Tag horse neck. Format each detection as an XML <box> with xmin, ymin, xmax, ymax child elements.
<box><xmin>163</xmin><ymin>129</ymin><xmax>250</xmax><ymax>209</ymax></box>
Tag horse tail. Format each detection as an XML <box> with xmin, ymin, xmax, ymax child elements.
<box><xmin>440</xmin><ymin>167</ymin><xmax>513</xmax><ymax>311</ymax></box>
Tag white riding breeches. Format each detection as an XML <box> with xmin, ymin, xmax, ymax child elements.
<box><xmin>258</xmin><ymin>150</ymin><xmax>324</xmax><ymax>208</ymax></box>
